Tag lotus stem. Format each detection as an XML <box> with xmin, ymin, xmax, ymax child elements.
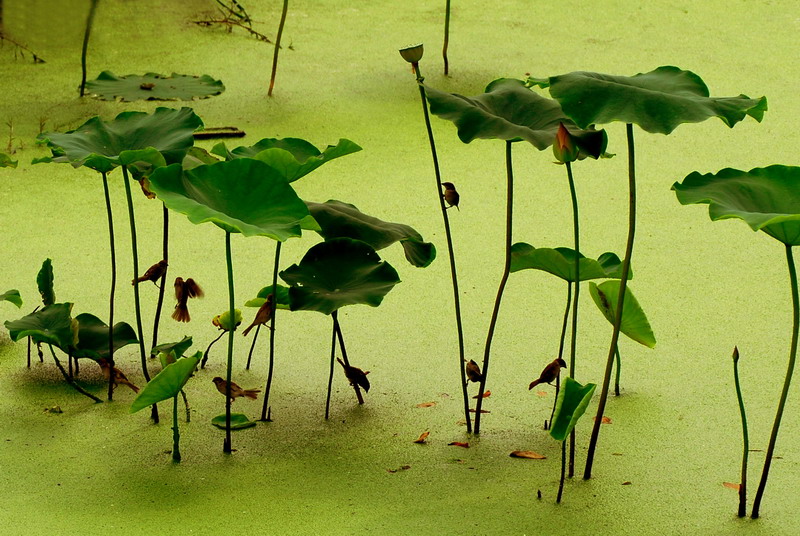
<box><xmin>47</xmin><ymin>344</ymin><xmax>101</xmax><ymax>403</ymax></box>
<box><xmin>556</xmin><ymin>438</ymin><xmax>566</xmax><ymax>503</ymax></box>
<box><xmin>260</xmin><ymin>240</ymin><xmax>281</xmax><ymax>421</ymax></box>
<box><xmin>172</xmin><ymin>395</ymin><xmax>181</xmax><ymax>462</ymax></box>
<box><xmin>411</xmin><ymin>58</ymin><xmax>471</xmax><ymax>433</ymax></box>
<box><xmin>325</xmin><ymin>319</ymin><xmax>336</xmax><ymax>420</ymax></box>
<box><xmin>732</xmin><ymin>346</ymin><xmax>748</xmax><ymax>517</ymax></box>
<box><xmin>245</xmin><ymin>324</ymin><xmax>260</xmax><ymax>370</ymax></box>
<box><xmin>122</xmin><ymin>166</ymin><xmax>157</xmax><ymax>423</ymax></box>
<box><xmin>79</xmin><ymin>0</ymin><xmax>99</xmax><ymax>97</ymax></box>
<box><xmin>333</xmin><ymin>310</ymin><xmax>363</xmax><ymax>404</ymax></box>
<box><xmin>751</xmin><ymin>244</ymin><xmax>799</xmax><ymax>518</ymax></box>
<box><xmin>201</xmin><ymin>331</ymin><xmax>225</xmax><ymax>369</ymax></box>
<box><xmin>101</xmin><ymin>171</ymin><xmax>116</xmax><ymax>401</ymax></box>
<box><xmin>548</xmin><ymin>283</ymin><xmax>572</xmax><ymax>429</ymax></box>
<box><xmin>150</xmin><ymin>204</ymin><xmax>169</xmax><ymax>354</ymax></box>
<box><xmin>442</xmin><ymin>0</ymin><xmax>451</xmax><ymax>75</ymax></box>
<box><xmin>223</xmin><ymin>231</ymin><xmax>235</xmax><ymax>454</ymax></box>
<box><xmin>565</xmin><ymin>159</ymin><xmax>580</xmax><ymax>478</ymax></box>
<box><xmin>26</xmin><ymin>336</ymin><xmax>31</xmax><ymax>368</ymax></box>
<box><xmin>180</xmin><ymin>389</ymin><xmax>190</xmax><ymax>423</ymax></box>
<box><xmin>267</xmin><ymin>0</ymin><xmax>288</xmax><ymax>97</ymax></box>
<box><xmin>614</xmin><ymin>345</ymin><xmax>622</xmax><ymax>397</ymax></box>
<box><xmin>584</xmin><ymin>123</ymin><xmax>636</xmax><ymax>479</ymax></box>
<box><xmin>474</xmin><ymin>140</ymin><xmax>514</xmax><ymax>434</ymax></box>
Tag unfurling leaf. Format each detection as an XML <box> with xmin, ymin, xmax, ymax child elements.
<box><xmin>510</xmin><ymin>450</ymin><xmax>546</xmax><ymax>460</ymax></box>
<box><xmin>413</xmin><ymin>431</ymin><xmax>430</xmax><ymax>444</ymax></box>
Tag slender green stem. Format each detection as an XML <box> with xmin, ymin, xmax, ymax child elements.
<box><xmin>260</xmin><ymin>240</ymin><xmax>281</xmax><ymax>421</ymax></box>
<box><xmin>614</xmin><ymin>345</ymin><xmax>622</xmax><ymax>396</ymax></box>
<box><xmin>333</xmin><ymin>310</ymin><xmax>364</xmax><ymax>404</ymax></box>
<box><xmin>732</xmin><ymin>346</ymin><xmax>748</xmax><ymax>517</ymax></box>
<box><xmin>412</xmin><ymin>60</ymin><xmax>471</xmax><ymax>433</ymax></box>
<box><xmin>180</xmin><ymin>389</ymin><xmax>190</xmax><ymax>423</ymax></box>
<box><xmin>442</xmin><ymin>0</ymin><xmax>451</xmax><ymax>75</ymax></box>
<box><xmin>123</xmin><ymin>166</ymin><xmax>157</xmax><ymax>423</ymax></box>
<box><xmin>548</xmin><ymin>283</ymin><xmax>572</xmax><ymax>429</ymax></box>
<box><xmin>584</xmin><ymin>123</ymin><xmax>636</xmax><ymax>479</ymax></box>
<box><xmin>245</xmin><ymin>324</ymin><xmax>260</xmax><ymax>370</ymax></box>
<box><xmin>556</xmin><ymin>439</ymin><xmax>566</xmax><ymax>503</ymax></box>
<box><xmin>172</xmin><ymin>395</ymin><xmax>181</xmax><ymax>462</ymax></box>
<box><xmin>223</xmin><ymin>231</ymin><xmax>235</xmax><ymax>454</ymax></box>
<box><xmin>325</xmin><ymin>319</ymin><xmax>336</xmax><ymax>420</ymax></box>
<box><xmin>151</xmin><ymin>204</ymin><xmax>169</xmax><ymax>353</ymax></box>
<box><xmin>267</xmin><ymin>0</ymin><xmax>288</xmax><ymax>97</ymax></box>
<box><xmin>47</xmin><ymin>344</ymin><xmax>102</xmax><ymax>402</ymax></box>
<box><xmin>79</xmin><ymin>0</ymin><xmax>99</xmax><ymax>97</ymax></box>
<box><xmin>474</xmin><ymin>140</ymin><xmax>514</xmax><ymax>434</ymax></box>
<box><xmin>565</xmin><ymin>160</ymin><xmax>580</xmax><ymax>478</ymax></box>
<box><xmin>102</xmin><ymin>171</ymin><xmax>116</xmax><ymax>401</ymax></box>
<box><xmin>201</xmin><ymin>331</ymin><xmax>225</xmax><ymax>369</ymax></box>
<box><xmin>751</xmin><ymin>244</ymin><xmax>799</xmax><ymax>518</ymax></box>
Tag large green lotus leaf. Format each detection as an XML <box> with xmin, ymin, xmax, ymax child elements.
<box><xmin>0</xmin><ymin>153</ymin><xmax>17</xmax><ymax>168</ymax></box>
<box><xmin>280</xmin><ymin>238</ymin><xmax>401</xmax><ymax>315</ymax></box>
<box><xmin>1</xmin><ymin>289</ymin><xmax>22</xmax><ymax>308</ymax></box>
<box><xmin>4</xmin><ymin>303</ymin><xmax>75</xmax><ymax>349</ymax></box>
<box><xmin>423</xmin><ymin>78</ymin><xmax>607</xmax><ymax>157</ymax></box>
<box><xmin>211</xmin><ymin>413</ymin><xmax>257</xmax><ymax>430</ymax></box>
<box><xmin>71</xmin><ymin>313</ymin><xmax>138</xmax><ymax>360</ymax></box>
<box><xmin>672</xmin><ymin>165</ymin><xmax>800</xmax><ymax>246</ymax></box>
<box><xmin>549</xmin><ymin>377</ymin><xmax>597</xmax><ymax>441</ymax></box>
<box><xmin>130</xmin><ymin>351</ymin><xmax>202</xmax><ymax>413</ymax></box>
<box><xmin>529</xmin><ymin>67</ymin><xmax>767</xmax><ymax>135</ymax></box>
<box><xmin>86</xmin><ymin>71</ymin><xmax>225</xmax><ymax>102</ymax></box>
<box><xmin>306</xmin><ymin>200</ymin><xmax>436</xmax><ymax>268</ymax></box>
<box><xmin>589</xmin><ymin>281</ymin><xmax>656</xmax><ymax>348</ymax></box>
<box><xmin>211</xmin><ymin>138</ymin><xmax>362</xmax><ymax>183</ymax></box>
<box><xmin>510</xmin><ymin>243</ymin><xmax>629</xmax><ymax>281</ymax></box>
<box><xmin>148</xmin><ymin>159</ymin><xmax>311</xmax><ymax>239</ymax></box>
<box><xmin>151</xmin><ymin>336</ymin><xmax>193</xmax><ymax>358</ymax></box>
<box><xmin>34</xmin><ymin>107</ymin><xmax>203</xmax><ymax>173</ymax></box>
<box><xmin>245</xmin><ymin>284</ymin><xmax>291</xmax><ymax>309</ymax></box>
<box><xmin>37</xmin><ymin>258</ymin><xmax>55</xmax><ymax>307</ymax></box>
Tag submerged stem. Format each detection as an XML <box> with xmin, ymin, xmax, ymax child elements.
<box><xmin>565</xmin><ymin>160</ymin><xmax>580</xmax><ymax>478</ymax></box>
<box><xmin>79</xmin><ymin>0</ymin><xmax>99</xmax><ymax>97</ymax></box>
<box><xmin>172</xmin><ymin>395</ymin><xmax>181</xmax><ymax>462</ymax></box>
<box><xmin>732</xmin><ymin>346</ymin><xmax>748</xmax><ymax>517</ymax></box>
<box><xmin>151</xmin><ymin>205</ymin><xmax>169</xmax><ymax>353</ymax></box>
<box><xmin>260</xmin><ymin>240</ymin><xmax>281</xmax><ymax>421</ymax></box>
<box><xmin>223</xmin><ymin>231</ymin><xmax>235</xmax><ymax>454</ymax></box>
<box><xmin>474</xmin><ymin>140</ymin><xmax>514</xmax><ymax>434</ymax></box>
<box><xmin>584</xmin><ymin>123</ymin><xmax>636</xmax><ymax>479</ymax></box>
<box><xmin>412</xmin><ymin>60</ymin><xmax>470</xmax><ymax>433</ymax></box>
<box><xmin>267</xmin><ymin>0</ymin><xmax>288</xmax><ymax>97</ymax></box>
<box><xmin>325</xmin><ymin>319</ymin><xmax>336</xmax><ymax>420</ymax></box>
<box><xmin>102</xmin><ymin>171</ymin><xmax>116</xmax><ymax>401</ymax></box>
<box><xmin>751</xmin><ymin>244</ymin><xmax>799</xmax><ymax>518</ymax></box>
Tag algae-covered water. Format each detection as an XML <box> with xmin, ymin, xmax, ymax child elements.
<box><xmin>1</xmin><ymin>1</ymin><xmax>799</xmax><ymax>534</ymax></box>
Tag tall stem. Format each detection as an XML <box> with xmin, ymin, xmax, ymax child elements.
<box><xmin>267</xmin><ymin>0</ymin><xmax>288</xmax><ymax>97</ymax></box>
<box><xmin>732</xmin><ymin>346</ymin><xmax>748</xmax><ymax>517</ymax></box>
<box><xmin>79</xmin><ymin>0</ymin><xmax>99</xmax><ymax>97</ymax></box>
<box><xmin>412</xmin><ymin>59</ymin><xmax>470</xmax><ymax>432</ymax></box>
<box><xmin>245</xmin><ymin>324</ymin><xmax>260</xmax><ymax>370</ymax></box>
<box><xmin>333</xmin><ymin>310</ymin><xmax>364</xmax><ymax>404</ymax></box>
<box><xmin>584</xmin><ymin>123</ymin><xmax>636</xmax><ymax>479</ymax></box>
<box><xmin>325</xmin><ymin>319</ymin><xmax>336</xmax><ymax>420</ymax></box>
<box><xmin>260</xmin><ymin>240</ymin><xmax>282</xmax><ymax>421</ymax></box>
<box><xmin>102</xmin><ymin>172</ymin><xmax>116</xmax><ymax>401</ymax></box>
<box><xmin>557</xmin><ymin>439</ymin><xmax>566</xmax><ymax>503</ymax></box>
<box><xmin>565</xmin><ymin>160</ymin><xmax>580</xmax><ymax>478</ymax></box>
<box><xmin>151</xmin><ymin>204</ymin><xmax>169</xmax><ymax>352</ymax></box>
<box><xmin>442</xmin><ymin>0</ymin><xmax>451</xmax><ymax>75</ymax></box>
<box><xmin>172</xmin><ymin>395</ymin><xmax>181</xmax><ymax>462</ymax></box>
<box><xmin>614</xmin><ymin>345</ymin><xmax>622</xmax><ymax>396</ymax></box>
<box><xmin>223</xmin><ymin>231</ymin><xmax>235</xmax><ymax>453</ymax></box>
<box><xmin>751</xmin><ymin>244</ymin><xmax>799</xmax><ymax>518</ymax></box>
<box><xmin>548</xmin><ymin>283</ymin><xmax>572</xmax><ymax>429</ymax></box>
<box><xmin>122</xmin><ymin>166</ymin><xmax>157</xmax><ymax>423</ymax></box>
<box><xmin>474</xmin><ymin>140</ymin><xmax>514</xmax><ymax>434</ymax></box>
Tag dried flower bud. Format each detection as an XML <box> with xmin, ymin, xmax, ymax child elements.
<box><xmin>553</xmin><ymin>122</ymin><xmax>579</xmax><ymax>163</ymax></box>
<box><xmin>399</xmin><ymin>44</ymin><xmax>424</xmax><ymax>64</ymax></box>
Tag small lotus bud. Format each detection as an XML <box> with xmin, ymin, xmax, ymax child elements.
<box><xmin>399</xmin><ymin>44</ymin><xmax>424</xmax><ymax>64</ymax></box>
<box><xmin>553</xmin><ymin>122</ymin><xmax>579</xmax><ymax>163</ymax></box>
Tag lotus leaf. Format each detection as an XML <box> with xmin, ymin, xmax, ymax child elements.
<box><xmin>37</xmin><ymin>258</ymin><xmax>55</xmax><ymax>307</ymax></box>
<box><xmin>1</xmin><ymin>289</ymin><xmax>22</xmax><ymax>308</ymax></box>
<box><xmin>589</xmin><ymin>281</ymin><xmax>656</xmax><ymax>348</ymax></box>
<box><xmin>86</xmin><ymin>71</ymin><xmax>225</xmax><ymax>102</ymax></box>
<box><xmin>0</xmin><ymin>153</ymin><xmax>17</xmax><ymax>168</ymax></box>
<box><xmin>280</xmin><ymin>238</ymin><xmax>401</xmax><ymax>315</ymax></box>
<box><xmin>4</xmin><ymin>303</ymin><xmax>75</xmax><ymax>349</ymax></box>
<box><xmin>549</xmin><ymin>377</ymin><xmax>597</xmax><ymax>441</ymax></box>
<box><xmin>510</xmin><ymin>243</ymin><xmax>629</xmax><ymax>281</ymax></box>
<box><xmin>423</xmin><ymin>78</ymin><xmax>607</xmax><ymax>157</ymax></box>
<box><xmin>182</xmin><ymin>147</ymin><xmax>220</xmax><ymax>170</ymax></box>
<box><xmin>71</xmin><ymin>313</ymin><xmax>138</xmax><ymax>360</ymax></box>
<box><xmin>35</xmin><ymin>107</ymin><xmax>203</xmax><ymax>173</ymax></box>
<box><xmin>130</xmin><ymin>351</ymin><xmax>202</xmax><ymax>413</ymax></box>
<box><xmin>211</xmin><ymin>137</ymin><xmax>362</xmax><ymax>182</ymax></box>
<box><xmin>307</xmin><ymin>200</ymin><xmax>436</xmax><ymax>267</ymax></box>
<box><xmin>148</xmin><ymin>159</ymin><xmax>312</xmax><ymax>239</ymax></box>
<box><xmin>529</xmin><ymin>66</ymin><xmax>766</xmax><ymax>134</ymax></box>
<box><xmin>151</xmin><ymin>336</ymin><xmax>193</xmax><ymax>358</ymax></box>
<box><xmin>211</xmin><ymin>413</ymin><xmax>257</xmax><ymax>430</ymax></box>
<box><xmin>244</xmin><ymin>284</ymin><xmax>291</xmax><ymax>309</ymax></box>
<box><xmin>672</xmin><ymin>165</ymin><xmax>800</xmax><ymax>246</ymax></box>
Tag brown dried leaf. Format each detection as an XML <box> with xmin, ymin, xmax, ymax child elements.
<box><xmin>622</xmin><ymin>481</ymin><xmax>632</xmax><ymax>486</ymax></box>
<box><xmin>472</xmin><ymin>390</ymin><xmax>491</xmax><ymax>399</ymax></box>
<box><xmin>468</xmin><ymin>409</ymin><xmax>491</xmax><ymax>413</ymax></box>
<box><xmin>448</xmin><ymin>441</ymin><xmax>470</xmax><ymax>448</ymax></box>
<box><xmin>593</xmin><ymin>416</ymin><xmax>612</xmax><ymax>424</ymax></box>
<box><xmin>723</xmin><ymin>482</ymin><xmax>741</xmax><ymax>491</ymax></box>
<box><xmin>509</xmin><ymin>450</ymin><xmax>546</xmax><ymax>460</ymax></box>
<box><xmin>416</xmin><ymin>401</ymin><xmax>436</xmax><ymax>408</ymax></box>
<box><xmin>413</xmin><ymin>431</ymin><xmax>430</xmax><ymax>444</ymax></box>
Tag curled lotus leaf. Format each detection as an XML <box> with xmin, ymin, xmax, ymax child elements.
<box><xmin>4</xmin><ymin>302</ymin><xmax>75</xmax><ymax>350</ymax></box>
<box><xmin>37</xmin><ymin>258</ymin><xmax>55</xmax><ymax>307</ymax></box>
<box><xmin>1</xmin><ymin>289</ymin><xmax>22</xmax><ymax>308</ymax></box>
<box><xmin>71</xmin><ymin>313</ymin><xmax>138</xmax><ymax>360</ymax></box>
<box><xmin>130</xmin><ymin>351</ymin><xmax>202</xmax><ymax>413</ymax></box>
<box><xmin>589</xmin><ymin>281</ymin><xmax>656</xmax><ymax>348</ymax></box>
<box><xmin>86</xmin><ymin>71</ymin><xmax>225</xmax><ymax>102</ymax></box>
<box><xmin>510</xmin><ymin>243</ymin><xmax>629</xmax><ymax>281</ymax></box>
<box><xmin>151</xmin><ymin>336</ymin><xmax>194</xmax><ymax>358</ymax></box>
<box><xmin>549</xmin><ymin>377</ymin><xmax>597</xmax><ymax>441</ymax></box>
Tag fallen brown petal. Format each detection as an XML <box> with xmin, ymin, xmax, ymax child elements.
<box><xmin>413</xmin><ymin>431</ymin><xmax>430</xmax><ymax>444</ymax></box>
<box><xmin>509</xmin><ymin>450</ymin><xmax>546</xmax><ymax>460</ymax></box>
<box><xmin>622</xmin><ymin>481</ymin><xmax>632</xmax><ymax>486</ymax></box>
<box><xmin>468</xmin><ymin>409</ymin><xmax>491</xmax><ymax>413</ymax></box>
<box><xmin>472</xmin><ymin>390</ymin><xmax>491</xmax><ymax>399</ymax></box>
<box><xmin>593</xmin><ymin>416</ymin><xmax>612</xmax><ymax>424</ymax></box>
<box><xmin>535</xmin><ymin>391</ymin><xmax>547</xmax><ymax>397</ymax></box>
<box><xmin>723</xmin><ymin>482</ymin><xmax>741</xmax><ymax>491</ymax></box>
<box><xmin>416</xmin><ymin>402</ymin><xmax>436</xmax><ymax>408</ymax></box>
<box><xmin>612</xmin><ymin>452</ymin><xmax>623</xmax><ymax>456</ymax></box>
<box><xmin>448</xmin><ymin>442</ymin><xmax>470</xmax><ymax>448</ymax></box>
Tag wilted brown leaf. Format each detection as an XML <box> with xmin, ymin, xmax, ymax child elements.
<box><xmin>413</xmin><ymin>431</ymin><xmax>430</xmax><ymax>444</ymax></box>
<box><xmin>448</xmin><ymin>441</ymin><xmax>470</xmax><ymax>448</ymax></box>
<box><xmin>472</xmin><ymin>390</ymin><xmax>491</xmax><ymax>399</ymax></box>
<box><xmin>535</xmin><ymin>391</ymin><xmax>547</xmax><ymax>397</ymax></box>
<box><xmin>509</xmin><ymin>450</ymin><xmax>546</xmax><ymax>460</ymax></box>
<box><xmin>468</xmin><ymin>409</ymin><xmax>491</xmax><ymax>413</ymax></box>
<box><xmin>593</xmin><ymin>416</ymin><xmax>612</xmax><ymax>424</ymax></box>
<box><xmin>622</xmin><ymin>481</ymin><xmax>632</xmax><ymax>486</ymax></box>
<box><xmin>723</xmin><ymin>482</ymin><xmax>741</xmax><ymax>491</ymax></box>
<box><xmin>416</xmin><ymin>401</ymin><xmax>436</xmax><ymax>408</ymax></box>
